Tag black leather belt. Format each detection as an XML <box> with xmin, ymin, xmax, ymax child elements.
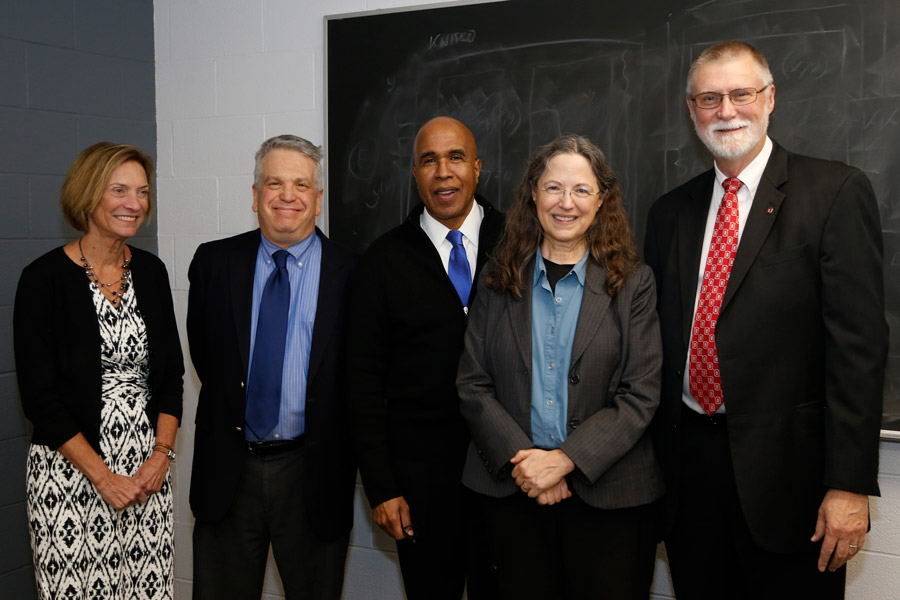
<box><xmin>246</xmin><ymin>436</ymin><xmax>305</xmax><ymax>455</ymax></box>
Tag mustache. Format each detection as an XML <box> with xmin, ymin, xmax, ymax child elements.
<box><xmin>709</xmin><ymin>119</ymin><xmax>751</xmax><ymax>132</ymax></box>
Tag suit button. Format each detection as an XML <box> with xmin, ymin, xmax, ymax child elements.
<box><xmin>569</xmin><ymin>417</ymin><xmax>580</xmax><ymax>429</ymax></box>
<box><xmin>235</xmin><ymin>426</ymin><xmax>243</xmax><ymax>432</ymax></box>
<box><xmin>569</xmin><ymin>373</ymin><xmax>580</xmax><ymax>384</ymax></box>
<box><xmin>240</xmin><ymin>381</ymin><xmax>245</xmax><ymax>388</ymax></box>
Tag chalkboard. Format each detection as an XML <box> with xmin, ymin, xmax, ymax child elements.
<box><xmin>326</xmin><ymin>0</ymin><xmax>900</xmax><ymax>438</ymax></box>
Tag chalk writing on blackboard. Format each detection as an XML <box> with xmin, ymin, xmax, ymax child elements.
<box><xmin>327</xmin><ymin>0</ymin><xmax>900</xmax><ymax>433</ymax></box>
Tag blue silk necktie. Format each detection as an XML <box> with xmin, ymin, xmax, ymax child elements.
<box><xmin>446</xmin><ymin>230</ymin><xmax>472</xmax><ymax>306</ymax></box>
<box><xmin>245</xmin><ymin>249</ymin><xmax>291</xmax><ymax>438</ymax></box>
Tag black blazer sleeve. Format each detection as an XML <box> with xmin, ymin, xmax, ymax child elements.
<box><xmin>817</xmin><ymin>167</ymin><xmax>885</xmax><ymax>494</ymax></box>
<box><xmin>346</xmin><ymin>247</ymin><xmax>403</xmax><ymax>508</ymax></box>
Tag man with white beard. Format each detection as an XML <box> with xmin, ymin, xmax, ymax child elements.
<box><xmin>644</xmin><ymin>41</ymin><xmax>886</xmax><ymax>599</ymax></box>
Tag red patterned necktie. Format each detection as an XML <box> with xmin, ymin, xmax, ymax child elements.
<box><xmin>689</xmin><ymin>177</ymin><xmax>742</xmax><ymax>415</ymax></box>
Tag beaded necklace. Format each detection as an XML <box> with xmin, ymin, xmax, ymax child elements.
<box><xmin>78</xmin><ymin>237</ymin><xmax>131</xmax><ymax>307</ymax></box>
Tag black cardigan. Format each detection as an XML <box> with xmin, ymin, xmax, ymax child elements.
<box><xmin>14</xmin><ymin>246</ymin><xmax>184</xmax><ymax>454</ymax></box>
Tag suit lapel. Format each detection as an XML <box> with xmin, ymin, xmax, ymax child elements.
<box><xmin>404</xmin><ymin>199</ymin><xmax>504</xmax><ymax>307</ymax></box>
<box><xmin>475</xmin><ymin>200</ymin><xmax>503</xmax><ymax>274</ymax></box>
<box><xmin>571</xmin><ymin>261</ymin><xmax>611</xmax><ymax>364</ymax></box>
<box><xmin>400</xmin><ymin>206</ymin><xmax>463</xmax><ymax>305</ymax></box>
<box><xmin>231</xmin><ymin>230</ymin><xmax>261</xmax><ymax>378</ymax></box>
<box><xmin>720</xmin><ymin>145</ymin><xmax>787</xmax><ymax>313</ymax></box>
<box><xmin>507</xmin><ymin>256</ymin><xmax>535</xmax><ymax>373</ymax></box>
<box><xmin>308</xmin><ymin>231</ymin><xmax>342</xmax><ymax>386</ymax></box>
<box><xmin>677</xmin><ymin>173</ymin><xmax>715</xmax><ymax>347</ymax></box>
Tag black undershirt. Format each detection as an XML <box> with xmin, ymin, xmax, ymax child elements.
<box><xmin>543</xmin><ymin>259</ymin><xmax>575</xmax><ymax>294</ymax></box>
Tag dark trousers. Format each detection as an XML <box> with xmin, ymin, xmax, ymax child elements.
<box><xmin>193</xmin><ymin>444</ymin><xmax>349</xmax><ymax>600</ymax></box>
<box><xmin>392</xmin><ymin>459</ymin><xmax>496</xmax><ymax>600</ymax></box>
<box><xmin>480</xmin><ymin>489</ymin><xmax>657</xmax><ymax>600</ymax></box>
<box><xmin>666</xmin><ymin>405</ymin><xmax>845</xmax><ymax>600</ymax></box>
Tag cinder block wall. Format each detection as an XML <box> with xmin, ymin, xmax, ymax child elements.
<box><xmin>0</xmin><ymin>1</ymin><xmax>158</xmax><ymax>598</ymax></box>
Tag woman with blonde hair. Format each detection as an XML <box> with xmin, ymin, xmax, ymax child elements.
<box><xmin>14</xmin><ymin>142</ymin><xmax>183</xmax><ymax>599</ymax></box>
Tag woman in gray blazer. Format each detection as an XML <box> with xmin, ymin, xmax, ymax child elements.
<box><xmin>457</xmin><ymin>135</ymin><xmax>664</xmax><ymax>599</ymax></box>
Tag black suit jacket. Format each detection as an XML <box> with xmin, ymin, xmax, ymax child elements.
<box><xmin>347</xmin><ymin>199</ymin><xmax>505</xmax><ymax>508</ymax></box>
<box><xmin>187</xmin><ymin>228</ymin><xmax>358</xmax><ymax>541</ymax></box>
<box><xmin>644</xmin><ymin>142</ymin><xmax>886</xmax><ymax>553</ymax></box>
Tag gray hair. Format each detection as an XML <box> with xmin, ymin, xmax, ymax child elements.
<box><xmin>686</xmin><ymin>40</ymin><xmax>774</xmax><ymax>94</ymax></box>
<box><xmin>253</xmin><ymin>134</ymin><xmax>324</xmax><ymax>191</ymax></box>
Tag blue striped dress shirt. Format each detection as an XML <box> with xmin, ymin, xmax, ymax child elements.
<box><xmin>246</xmin><ymin>232</ymin><xmax>322</xmax><ymax>441</ymax></box>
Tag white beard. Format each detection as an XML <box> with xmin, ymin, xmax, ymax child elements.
<box><xmin>696</xmin><ymin>111</ymin><xmax>768</xmax><ymax>161</ymax></box>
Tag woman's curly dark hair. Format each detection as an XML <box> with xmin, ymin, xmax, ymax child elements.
<box><xmin>487</xmin><ymin>134</ymin><xmax>640</xmax><ymax>298</ymax></box>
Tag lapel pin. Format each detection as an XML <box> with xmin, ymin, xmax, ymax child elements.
<box><xmin>766</xmin><ymin>206</ymin><xmax>774</xmax><ymax>214</ymax></box>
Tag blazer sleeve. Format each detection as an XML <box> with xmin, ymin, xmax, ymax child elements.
<box><xmin>14</xmin><ymin>259</ymin><xmax>85</xmax><ymax>449</ymax></box>
<box><xmin>457</xmin><ymin>273</ymin><xmax>534</xmax><ymax>478</ymax></box>
<box><xmin>186</xmin><ymin>242</ymin><xmax>212</xmax><ymax>384</ymax></box>
<box><xmin>820</xmin><ymin>168</ymin><xmax>886</xmax><ymax>495</ymax></box>
<box><xmin>345</xmin><ymin>252</ymin><xmax>403</xmax><ymax>507</ymax></box>
<box><xmin>559</xmin><ymin>265</ymin><xmax>663</xmax><ymax>484</ymax></box>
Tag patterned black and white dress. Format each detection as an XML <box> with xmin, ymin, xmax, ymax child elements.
<box><xmin>25</xmin><ymin>277</ymin><xmax>174</xmax><ymax>599</ymax></box>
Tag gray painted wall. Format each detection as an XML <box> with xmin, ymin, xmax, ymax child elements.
<box><xmin>0</xmin><ymin>1</ymin><xmax>157</xmax><ymax>597</ymax></box>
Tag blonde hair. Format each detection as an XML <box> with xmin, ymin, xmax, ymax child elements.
<box><xmin>60</xmin><ymin>142</ymin><xmax>155</xmax><ymax>232</ymax></box>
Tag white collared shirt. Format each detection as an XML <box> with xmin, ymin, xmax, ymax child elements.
<box><xmin>682</xmin><ymin>136</ymin><xmax>774</xmax><ymax>415</ymax></box>
<box><xmin>419</xmin><ymin>201</ymin><xmax>483</xmax><ymax>282</ymax></box>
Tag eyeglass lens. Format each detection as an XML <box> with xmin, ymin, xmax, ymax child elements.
<box><xmin>694</xmin><ymin>87</ymin><xmax>763</xmax><ymax>109</ymax></box>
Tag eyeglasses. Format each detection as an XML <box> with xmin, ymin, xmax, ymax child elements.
<box><xmin>690</xmin><ymin>85</ymin><xmax>770</xmax><ymax>109</ymax></box>
<box><xmin>539</xmin><ymin>184</ymin><xmax>602</xmax><ymax>200</ymax></box>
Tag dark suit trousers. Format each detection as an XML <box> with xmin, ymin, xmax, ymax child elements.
<box><xmin>480</xmin><ymin>489</ymin><xmax>656</xmax><ymax>600</ymax></box>
<box><xmin>666</xmin><ymin>405</ymin><xmax>845</xmax><ymax>600</ymax></box>
<box><xmin>392</xmin><ymin>458</ymin><xmax>496</xmax><ymax>600</ymax></box>
<box><xmin>192</xmin><ymin>444</ymin><xmax>349</xmax><ymax>600</ymax></box>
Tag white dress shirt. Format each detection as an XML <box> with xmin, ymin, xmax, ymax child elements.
<box><xmin>419</xmin><ymin>201</ymin><xmax>483</xmax><ymax>282</ymax></box>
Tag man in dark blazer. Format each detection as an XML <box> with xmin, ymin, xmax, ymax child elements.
<box><xmin>187</xmin><ymin>135</ymin><xmax>357</xmax><ymax>599</ymax></box>
<box><xmin>347</xmin><ymin>116</ymin><xmax>504</xmax><ymax>599</ymax></box>
<box><xmin>644</xmin><ymin>41</ymin><xmax>886</xmax><ymax>599</ymax></box>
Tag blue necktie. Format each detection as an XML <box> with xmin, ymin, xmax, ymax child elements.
<box><xmin>245</xmin><ymin>249</ymin><xmax>291</xmax><ymax>438</ymax></box>
<box><xmin>446</xmin><ymin>230</ymin><xmax>472</xmax><ymax>306</ymax></box>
